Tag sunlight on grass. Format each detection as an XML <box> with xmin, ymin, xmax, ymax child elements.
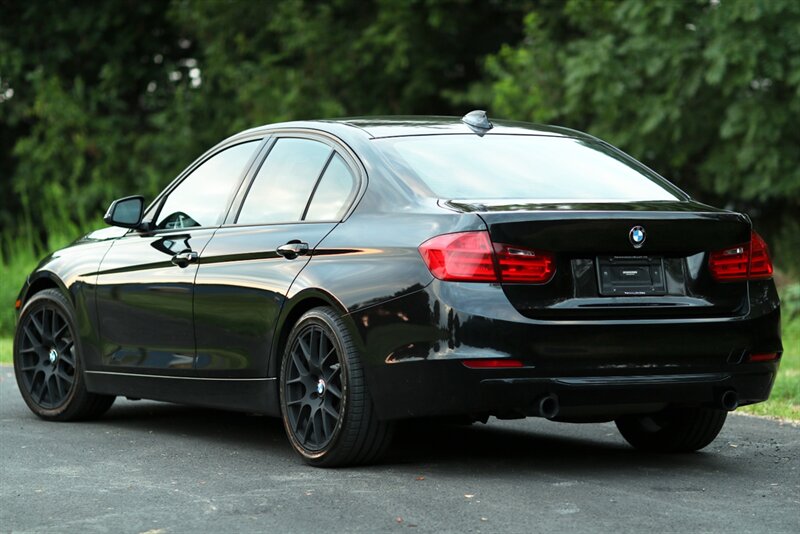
<box><xmin>0</xmin><ymin>337</ymin><xmax>12</xmax><ymax>365</ymax></box>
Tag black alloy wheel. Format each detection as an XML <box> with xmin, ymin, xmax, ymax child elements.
<box><xmin>279</xmin><ymin>307</ymin><xmax>393</xmax><ymax>467</ymax></box>
<box><xmin>14</xmin><ymin>289</ymin><xmax>115</xmax><ymax>420</ymax></box>
<box><xmin>16</xmin><ymin>299</ymin><xmax>76</xmax><ymax>409</ymax></box>
<box><xmin>283</xmin><ymin>323</ymin><xmax>344</xmax><ymax>451</ymax></box>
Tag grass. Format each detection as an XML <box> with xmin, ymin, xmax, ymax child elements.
<box><xmin>0</xmin><ymin>337</ymin><xmax>11</xmax><ymax>365</ymax></box>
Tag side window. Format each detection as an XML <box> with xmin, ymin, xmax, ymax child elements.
<box><xmin>305</xmin><ymin>153</ymin><xmax>357</xmax><ymax>221</ymax></box>
<box><xmin>237</xmin><ymin>138</ymin><xmax>332</xmax><ymax>225</ymax></box>
<box><xmin>155</xmin><ymin>141</ymin><xmax>260</xmax><ymax>230</ymax></box>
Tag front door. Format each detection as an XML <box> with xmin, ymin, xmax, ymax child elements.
<box><xmin>95</xmin><ymin>139</ymin><xmax>262</xmax><ymax>373</ymax></box>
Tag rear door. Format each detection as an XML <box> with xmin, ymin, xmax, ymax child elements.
<box><xmin>95</xmin><ymin>139</ymin><xmax>263</xmax><ymax>373</ymax></box>
<box><xmin>193</xmin><ymin>134</ymin><xmax>360</xmax><ymax>377</ymax></box>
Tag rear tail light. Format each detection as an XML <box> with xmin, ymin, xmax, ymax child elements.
<box><xmin>418</xmin><ymin>231</ymin><xmax>555</xmax><ymax>283</ymax></box>
<box><xmin>708</xmin><ymin>231</ymin><xmax>773</xmax><ymax>281</ymax></box>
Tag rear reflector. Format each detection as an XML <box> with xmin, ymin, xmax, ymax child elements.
<box><xmin>419</xmin><ymin>231</ymin><xmax>555</xmax><ymax>283</ymax></box>
<box><xmin>708</xmin><ymin>231</ymin><xmax>774</xmax><ymax>281</ymax></box>
<box><xmin>748</xmin><ymin>352</ymin><xmax>780</xmax><ymax>362</ymax></box>
<box><xmin>15</xmin><ymin>299</ymin><xmax>21</xmax><ymax>310</ymax></box>
<box><xmin>462</xmin><ymin>359</ymin><xmax>524</xmax><ymax>368</ymax></box>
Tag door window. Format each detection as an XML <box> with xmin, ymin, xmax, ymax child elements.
<box><xmin>155</xmin><ymin>141</ymin><xmax>260</xmax><ymax>230</ymax></box>
<box><xmin>237</xmin><ymin>138</ymin><xmax>332</xmax><ymax>225</ymax></box>
<box><xmin>304</xmin><ymin>153</ymin><xmax>357</xmax><ymax>221</ymax></box>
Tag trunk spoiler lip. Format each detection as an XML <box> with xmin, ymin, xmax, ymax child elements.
<box><xmin>438</xmin><ymin>198</ymin><xmax>742</xmax><ymax>217</ymax></box>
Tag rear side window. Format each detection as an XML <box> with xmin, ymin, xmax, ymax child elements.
<box><xmin>155</xmin><ymin>141</ymin><xmax>260</xmax><ymax>230</ymax></box>
<box><xmin>376</xmin><ymin>135</ymin><xmax>681</xmax><ymax>201</ymax></box>
<box><xmin>237</xmin><ymin>138</ymin><xmax>332</xmax><ymax>224</ymax></box>
<box><xmin>305</xmin><ymin>154</ymin><xmax>357</xmax><ymax>221</ymax></box>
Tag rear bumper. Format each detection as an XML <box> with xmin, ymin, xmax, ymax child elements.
<box><xmin>350</xmin><ymin>280</ymin><xmax>782</xmax><ymax>421</ymax></box>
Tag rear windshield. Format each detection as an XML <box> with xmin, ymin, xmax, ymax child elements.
<box><xmin>376</xmin><ymin>134</ymin><xmax>682</xmax><ymax>201</ymax></box>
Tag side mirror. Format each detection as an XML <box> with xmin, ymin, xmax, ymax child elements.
<box><xmin>104</xmin><ymin>196</ymin><xmax>145</xmax><ymax>229</ymax></box>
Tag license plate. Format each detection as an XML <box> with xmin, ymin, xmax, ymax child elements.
<box><xmin>597</xmin><ymin>256</ymin><xmax>667</xmax><ymax>296</ymax></box>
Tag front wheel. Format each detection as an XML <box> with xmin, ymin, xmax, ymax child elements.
<box><xmin>14</xmin><ymin>289</ymin><xmax>115</xmax><ymax>421</ymax></box>
<box><xmin>615</xmin><ymin>406</ymin><xmax>727</xmax><ymax>453</ymax></box>
<box><xmin>279</xmin><ymin>306</ymin><xmax>393</xmax><ymax>467</ymax></box>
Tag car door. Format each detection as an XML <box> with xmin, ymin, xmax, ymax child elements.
<box><xmin>95</xmin><ymin>139</ymin><xmax>263</xmax><ymax>373</ymax></box>
<box><xmin>193</xmin><ymin>135</ymin><xmax>361</xmax><ymax>377</ymax></box>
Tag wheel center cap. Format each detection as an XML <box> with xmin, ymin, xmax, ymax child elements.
<box><xmin>316</xmin><ymin>378</ymin><xmax>326</xmax><ymax>396</ymax></box>
<box><xmin>48</xmin><ymin>348</ymin><xmax>58</xmax><ymax>364</ymax></box>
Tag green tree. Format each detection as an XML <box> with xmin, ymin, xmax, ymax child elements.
<box><xmin>476</xmin><ymin>0</ymin><xmax>800</xmax><ymax>209</ymax></box>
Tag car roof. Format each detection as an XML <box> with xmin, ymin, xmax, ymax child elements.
<box><xmin>232</xmin><ymin>116</ymin><xmax>597</xmax><ymax>142</ymax></box>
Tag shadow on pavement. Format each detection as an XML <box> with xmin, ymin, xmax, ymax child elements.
<box><xmin>83</xmin><ymin>399</ymin><xmax>740</xmax><ymax>476</ymax></box>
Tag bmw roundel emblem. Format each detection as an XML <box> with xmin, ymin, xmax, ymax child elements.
<box><xmin>629</xmin><ymin>226</ymin><xmax>646</xmax><ymax>248</ymax></box>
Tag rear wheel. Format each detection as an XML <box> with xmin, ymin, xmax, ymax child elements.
<box><xmin>279</xmin><ymin>306</ymin><xmax>393</xmax><ymax>467</ymax></box>
<box><xmin>14</xmin><ymin>289</ymin><xmax>115</xmax><ymax>421</ymax></box>
<box><xmin>615</xmin><ymin>406</ymin><xmax>727</xmax><ymax>453</ymax></box>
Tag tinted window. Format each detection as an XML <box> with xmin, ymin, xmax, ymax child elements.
<box><xmin>238</xmin><ymin>138</ymin><xmax>332</xmax><ymax>224</ymax></box>
<box><xmin>377</xmin><ymin>135</ymin><xmax>680</xmax><ymax>201</ymax></box>
<box><xmin>305</xmin><ymin>154</ymin><xmax>357</xmax><ymax>221</ymax></box>
<box><xmin>156</xmin><ymin>141</ymin><xmax>260</xmax><ymax>229</ymax></box>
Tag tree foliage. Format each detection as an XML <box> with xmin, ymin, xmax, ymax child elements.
<box><xmin>0</xmin><ymin>0</ymin><xmax>798</xmax><ymax>271</ymax></box>
<box><xmin>478</xmin><ymin>0</ymin><xmax>800</xmax><ymax>210</ymax></box>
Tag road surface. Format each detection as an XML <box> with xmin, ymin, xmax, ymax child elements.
<box><xmin>1</xmin><ymin>366</ymin><xmax>798</xmax><ymax>533</ymax></box>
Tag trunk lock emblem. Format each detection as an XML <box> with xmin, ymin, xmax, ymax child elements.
<box><xmin>629</xmin><ymin>226</ymin><xmax>646</xmax><ymax>248</ymax></box>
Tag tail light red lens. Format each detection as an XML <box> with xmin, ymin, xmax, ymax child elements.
<box><xmin>418</xmin><ymin>231</ymin><xmax>555</xmax><ymax>283</ymax></box>
<box><xmin>494</xmin><ymin>243</ymin><xmax>555</xmax><ymax>283</ymax></box>
<box><xmin>708</xmin><ymin>231</ymin><xmax>773</xmax><ymax>281</ymax></box>
<box><xmin>418</xmin><ymin>231</ymin><xmax>498</xmax><ymax>281</ymax></box>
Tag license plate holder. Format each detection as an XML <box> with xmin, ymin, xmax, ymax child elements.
<box><xmin>597</xmin><ymin>256</ymin><xmax>667</xmax><ymax>296</ymax></box>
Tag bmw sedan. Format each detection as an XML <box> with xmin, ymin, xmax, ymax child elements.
<box><xmin>13</xmin><ymin>112</ymin><xmax>782</xmax><ymax>466</ymax></box>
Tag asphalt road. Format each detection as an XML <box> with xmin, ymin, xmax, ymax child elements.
<box><xmin>1</xmin><ymin>366</ymin><xmax>798</xmax><ymax>534</ymax></box>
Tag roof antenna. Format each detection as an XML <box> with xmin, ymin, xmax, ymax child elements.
<box><xmin>461</xmin><ymin>110</ymin><xmax>493</xmax><ymax>136</ymax></box>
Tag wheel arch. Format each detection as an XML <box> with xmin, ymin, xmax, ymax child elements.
<box><xmin>21</xmin><ymin>272</ymin><xmax>72</xmax><ymax>309</ymax></box>
<box><xmin>269</xmin><ymin>288</ymin><xmax>355</xmax><ymax>378</ymax></box>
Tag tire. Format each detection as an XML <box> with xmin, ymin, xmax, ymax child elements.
<box><xmin>615</xmin><ymin>406</ymin><xmax>727</xmax><ymax>453</ymax></box>
<box><xmin>13</xmin><ymin>288</ymin><xmax>115</xmax><ymax>421</ymax></box>
<box><xmin>279</xmin><ymin>306</ymin><xmax>393</xmax><ymax>467</ymax></box>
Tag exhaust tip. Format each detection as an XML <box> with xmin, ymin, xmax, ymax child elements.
<box><xmin>720</xmin><ymin>390</ymin><xmax>739</xmax><ymax>411</ymax></box>
<box><xmin>538</xmin><ymin>394</ymin><xmax>560</xmax><ymax>419</ymax></box>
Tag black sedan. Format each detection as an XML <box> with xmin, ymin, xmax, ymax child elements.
<box><xmin>13</xmin><ymin>112</ymin><xmax>782</xmax><ymax>466</ymax></box>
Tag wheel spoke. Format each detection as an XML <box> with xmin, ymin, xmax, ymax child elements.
<box><xmin>23</xmin><ymin>324</ymin><xmax>41</xmax><ymax>347</ymax></box>
<box><xmin>31</xmin><ymin>312</ymin><xmax>45</xmax><ymax>339</ymax></box>
<box><xmin>322</xmin><ymin>399</ymin><xmax>339</xmax><ymax>419</ymax></box>
<box><xmin>56</xmin><ymin>365</ymin><xmax>74</xmax><ymax>384</ymax></box>
<box><xmin>19</xmin><ymin>361</ymin><xmax>38</xmax><ymax>372</ymax></box>
<box><xmin>298</xmin><ymin>336</ymin><xmax>313</xmax><ymax>363</ymax></box>
<box><xmin>312</xmin><ymin>409</ymin><xmax>323</xmax><ymax>445</ymax></box>
<box><xmin>291</xmin><ymin>349</ymin><xmax>310</xmax><ymax>376</ymax></box>
<box><xmin>325</xmin><ymin>364</ymin><xmax>341</xmax><ymax>383</ymax></box>
<box><xmin>36</xmin><ymin>376</ymin><xmax>48</xmax><ymax>404</ymax></box>
<box><xmin>320</xmin><ymin>346</ymin><xmax>336</xmax><ymax>367</ymax></box>
<box><xmin>49</xmin><ymin>309</ymin><xmax>58</xmax><ymax>339</ymax></box>
<box><xmin>52</xmin><ymin>374</ymin><xmax>64</xmax><ymax>401</ymax></box>
<box><xmin>317</xmin><ymin>330</ymin><xmax>326</xmax><ymax>368</ymax></box>
<box><xmin>326</xmin><ymin>381</ymin><xmax>342</xmax><ymax>399</ymax></box>
<box><xmin>52</xmin><ymin>321</ymin><xmax>68</xmax><ymax>340</ymax></box>
<box><xmin>301</xmin><ymin>408</ymin><xmax>313</xmax><ymax>443</ymax></box>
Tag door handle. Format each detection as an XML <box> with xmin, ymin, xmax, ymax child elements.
<box><xmin>171</xmin><ymin>250</ymin><xmax>198</xmax><ymax>268</ymax></box>
<box><xmin>276</xmin><ymin>241</ymin><xmax>309</xmax><ymax>260</ymax></box>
